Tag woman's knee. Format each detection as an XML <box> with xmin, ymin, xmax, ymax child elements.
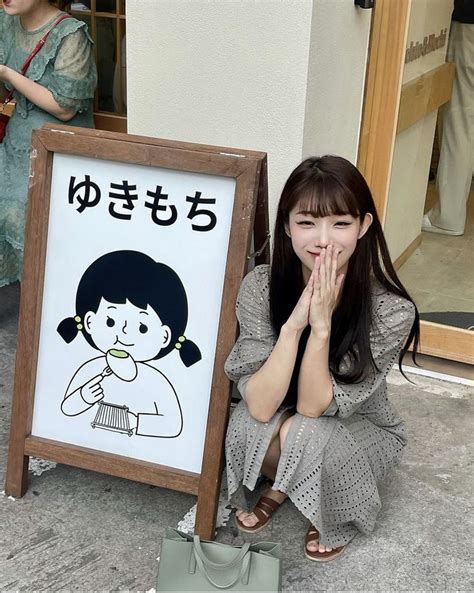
<box><xmin>225</xmin><ymin>401</ymin><xmax>248</xmax><ymax>447</ymax></box>
<box><xmin>279</xmin><ymin>414</ymin><xmax>337</xmax><ymax>450</ymax></box>
<box><xmin>279</xmin><ymin>415</ymin><xmax>295</xmax><ymax>449</ymax></box>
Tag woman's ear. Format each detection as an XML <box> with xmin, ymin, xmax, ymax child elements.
<box><xmin>84</xmin><ymin>311</ymin><xmax>94</xmax><ymax>335</ymax></box>
<box><xmin>358</xmin><ymin>213</ymin><xmax>373</xmax><ymax>239</ymax></box>
<box><xmin>284</xmin><ymin>222</ymin><xmax>291</xmax><ymax>238</ymax></box>
<box><xmin>162</xmin><ymin>325</ymin><xmax>172</xmax><ymax>348</ymax></box>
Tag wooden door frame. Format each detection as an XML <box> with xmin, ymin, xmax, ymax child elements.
<box><xmin>357</xmin><ymin>0</ymin><xmax>411</xmax><ymax>221</ymax></box>
<box><xmin>68</xmin><ymin>1</ymin><xmax>128</xmax><ymax>133</ymax></box>
<box><xmin>357</xmin><ymin>0</ymin><xmax>473</xmax><ymax>365</ymax></box>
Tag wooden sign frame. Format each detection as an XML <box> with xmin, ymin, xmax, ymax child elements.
<box><xmin>5</xmin><ymin>125</ymin><xmax>270</xmax><ymax>539</ymax></box>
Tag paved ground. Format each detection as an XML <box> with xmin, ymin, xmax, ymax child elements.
<box><xmin>0</xmin><ymin>282</ymin><xmax>473</xmax><ymax>591</ymax></box>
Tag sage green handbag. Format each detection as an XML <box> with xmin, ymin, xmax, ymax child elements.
<box><xmin>156</xmin><ymin>527</ymin><xmax>282</xmax><ymax>591</ymax></box>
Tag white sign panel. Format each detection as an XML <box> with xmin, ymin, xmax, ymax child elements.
<box><xmin>31</xmin><ymin>153</ymin><xmax>236</xmax><ymax>474</ymax></box>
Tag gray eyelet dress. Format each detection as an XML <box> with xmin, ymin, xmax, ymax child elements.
<box><xmin>224</xmin><ymin>265</ymin><xmax>415</xmax><ymax>548</ymax></box>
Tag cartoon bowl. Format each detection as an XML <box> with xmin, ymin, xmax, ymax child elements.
<box><xmin>106</xmin><ymin>349</ymin><xmax>138</xmax><ymax>381</ymax></box>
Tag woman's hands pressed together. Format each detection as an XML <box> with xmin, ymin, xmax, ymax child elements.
<box><xmin>244</xmin><ymin>244</ymin><xmax>344</xmax><ymax>421</ymax></box>
<box><xmin>284</xmin><ymin>244</ymin><xmax>344</xmax><ymax>338</ymax></box>
<box><xmin>284</xmin><ymin>271</ymin><xmax>315</xmax><ymax>335</ymax></box>
<box><xmin>295</xmin><ymin>245</ymin><xmax>343</xmax><ymax>419</ymax></box>
<box><xmin>309</xmin><ymin>244</ymin><xmax>345</xmax><ymax>339</ymax></box>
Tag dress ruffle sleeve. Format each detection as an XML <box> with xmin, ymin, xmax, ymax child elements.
<box><xmin>15</xmin><ymin>19</ymin><xmax>96</xmax><ymax>117</ymax></box>
<box><xmin>48</xmin><ymin>28</ymin><xmax>97</xmax><ymax>112</ymax></box>
<box><xmin>326</xmin><ymin>291</ymin><xmax>416</xmax><ymax>418</ymax></box>
<box><xmin>224</xmin><ymin>265</ymin><xmax>276</xmax><ymax>399</ymax></box>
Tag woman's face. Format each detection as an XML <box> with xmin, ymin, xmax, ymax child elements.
<box><xmin>2</xmin><ymin>0</ymin><xmax>49</xmax><ymax>16</ymax></box>
<box><xmin>83</xmin><ymin>298</ymin><xmax>172</xmax><ymax>362</ymax></box>
<box><xmin>286</xmin><ymin>204</ymin><xmax>373</xmax><ymax>281</ymax></box>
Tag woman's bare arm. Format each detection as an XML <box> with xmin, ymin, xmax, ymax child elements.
<box><xmin>244</xmin><ymin>325</ymin><xmax>302</xmax><ymax>423</ymax></box>
<box><xmin>297</xmin><ymin>247</ymin><xmax>343</xmax><ymax>417</ymax></box>
<box><xmin>296</xmin><ymin>332</ymin><xmax>333</xmax><ymax>418</ymax></box>
<box><xmin>0</xmin><ymin>65</ymin><xmax>75</xmax><ymax>121</ymax></box>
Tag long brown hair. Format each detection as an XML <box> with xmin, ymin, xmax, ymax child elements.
<box><xmin>270</xmin><ymin>155</ymin><xmax>419</xmax><ymax>395</ymax></box>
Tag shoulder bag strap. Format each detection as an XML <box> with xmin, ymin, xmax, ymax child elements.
<box><xmin>2</xmin><ymin>13</ymin><xmax>72</xmax><ymax>105</ymax></box>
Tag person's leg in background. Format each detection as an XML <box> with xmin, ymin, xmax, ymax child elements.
<box><xmin>424</xmin><ymin>21</ymin><xmax>474</xmax><ymax>235</ymax></box>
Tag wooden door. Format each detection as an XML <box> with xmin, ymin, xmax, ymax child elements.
<box><xmin>358</xmin><ymin>0</ymin><xmax>473</xmax><ymax>365</ymax></box>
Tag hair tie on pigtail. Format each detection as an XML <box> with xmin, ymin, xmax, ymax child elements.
<box><xmin>174</xmin><ymin>335</ymin><xmax>186</xmax><ymax>350</ymax></box>
<box><xmin>57</xmin><ymin>314</ymin><xmax>83</xmax><ymax>344</ymax></box>
<box><xmin>175</xmin><ymin>335</ymin><xmax>202</xmax><ymax>367</ymax></box>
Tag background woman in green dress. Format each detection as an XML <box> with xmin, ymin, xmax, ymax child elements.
<box><xmin>0</xmin><ymin>0</ymin><xmax>97</xmax><ymax>286</ymax></box>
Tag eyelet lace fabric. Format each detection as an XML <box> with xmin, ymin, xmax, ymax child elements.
<box><xmin>0</xmin><ymin>10</ymin><xmax>97</xmax><ymax>285</ymax></box>
<box><xmin>225</xmin><ymin>265</ymin><xmax>415</xmax><ymax>547</ymax></box>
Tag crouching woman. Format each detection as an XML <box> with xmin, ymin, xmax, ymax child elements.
<box><xmin>224</xmin><ymin>155</ymin><xmax>419</xmax><ymax>561</ymax></box>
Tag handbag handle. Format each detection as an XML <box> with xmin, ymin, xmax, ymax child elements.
<box><xmin>2</xmin><ymin>14</ymin><xmax>72</xmax><ymax>105</ymax></box>
<box><xmin>193</xmin><ymin>547</ymin><xmax>251</xmax><ymax>589</ymax></box>
<box><xmin>190</xmin><ymin>536</ymin><xmax>251</xmax><ymax>589</ymax></box>
<box><xmin>192</xmin><ymin>537</ymin><xmax>250</xmax><ymax>570</ymax></box>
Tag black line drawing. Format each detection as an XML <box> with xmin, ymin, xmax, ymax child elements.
<box><xmin>57</xmin><ymin>250</ymin><xmax>202</xmax><ymax>438</ymax></box>
<box><xmin>91</xmin><ymin>402</ymin><xmax>134</xmax><ymax>437</ymax></box>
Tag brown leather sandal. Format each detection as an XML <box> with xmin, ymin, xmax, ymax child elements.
<box><xmin>234</xmin><ymin>495</ymin><xmax>283</xmax><ymax>534</ymax></box>
<box><xmin>304</xmin><ymin>525</ymin><xmax>347</xmax><ymax>562</ymax></box>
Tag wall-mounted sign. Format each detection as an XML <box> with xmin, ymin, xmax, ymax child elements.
<box><xmin>405</xmin><ymin>28</ymin><xmax>447</xmax><ymax>63</ymax></box>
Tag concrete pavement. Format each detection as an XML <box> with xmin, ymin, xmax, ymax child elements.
<box><xmin>1</xmin><ymin>282</ymin><xmax>473</xmax><ymax>591</ymax></box>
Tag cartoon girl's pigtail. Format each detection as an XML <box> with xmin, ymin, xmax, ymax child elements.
<box><xmin>57</xmin><ymin>315</ymin><xmax>84</xmax><ymax>344</ymax></box>
<box><xmin>174</xmin><ymin>335</ymin><xmax>202</xmax><ymax>367</ymax></box>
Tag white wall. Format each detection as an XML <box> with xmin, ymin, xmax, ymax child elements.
<box><xmin>126</xmin><ymin>0</ymin><xmax>371</xmax><ymax>227</ymax></box>
<box><xmin>384</xmin><ymin>0</ymin><xmax>454</xmax><ymax>261</ymax></box>
<box><xmin>303</xmin><ymin>1</ymin><xmax>371</xmax><ymax>161</ymax></box>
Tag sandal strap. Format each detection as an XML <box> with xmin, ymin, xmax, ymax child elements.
<box><xmin>252</xmin><ymin>496</ymin><xmax>282</xmax><ymax>524</ymax></box>
<box><xmin>253</xmin><ymin>506</ymin><xmax>270</xmax><ymax>524</ymax></box>
<box><xmin>305</xmin><ymin>525</ymin><xmax>320</xmax><ymax>545</ymax></box>
<box><xmin>256</xmin><ymin>496</ymin><xmax>281</xmax><ymax>514</ymax></box>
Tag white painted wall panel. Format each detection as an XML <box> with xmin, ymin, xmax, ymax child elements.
<box><xmin>127</xmin><ymin>0</ymin><xmax>371</xmax><ymax>227</ymax></box>
<box><xmin>303</xmin><ymin>1</ymin><xmax>371</xmax><ymax>161</ymax></box>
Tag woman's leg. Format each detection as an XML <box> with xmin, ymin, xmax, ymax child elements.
<box><xmin>279</xmin><ymin>415</ymin><xmax>333</xmax><ymax>555</ymax></box>
<box><xmin>235</xmin><ymin>411</ymin><xmax>292</xmax><ymax>528</ymax></box>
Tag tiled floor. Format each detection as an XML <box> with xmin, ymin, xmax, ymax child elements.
<box><xmin>398</xmin><ymin>181</ymin><xmax>474</xmax><ymax>318</ymax></box>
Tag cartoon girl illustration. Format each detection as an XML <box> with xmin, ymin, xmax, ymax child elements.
<box><xmin>57</xmin><ymin>250</ymin><xmax>201</xmax><ymax>438</ymax></box>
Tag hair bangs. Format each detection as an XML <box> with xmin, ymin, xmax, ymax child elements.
<box><xmin>288</xmin><ymin>176</ymin><xmax>360</xmax><ymax>219</ymax></box>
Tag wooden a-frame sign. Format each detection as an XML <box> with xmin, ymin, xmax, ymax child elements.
<box><xmin>5</xmin><ymin>125</ymin><xmax>269</xmax><ymax>539</ymax></box>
